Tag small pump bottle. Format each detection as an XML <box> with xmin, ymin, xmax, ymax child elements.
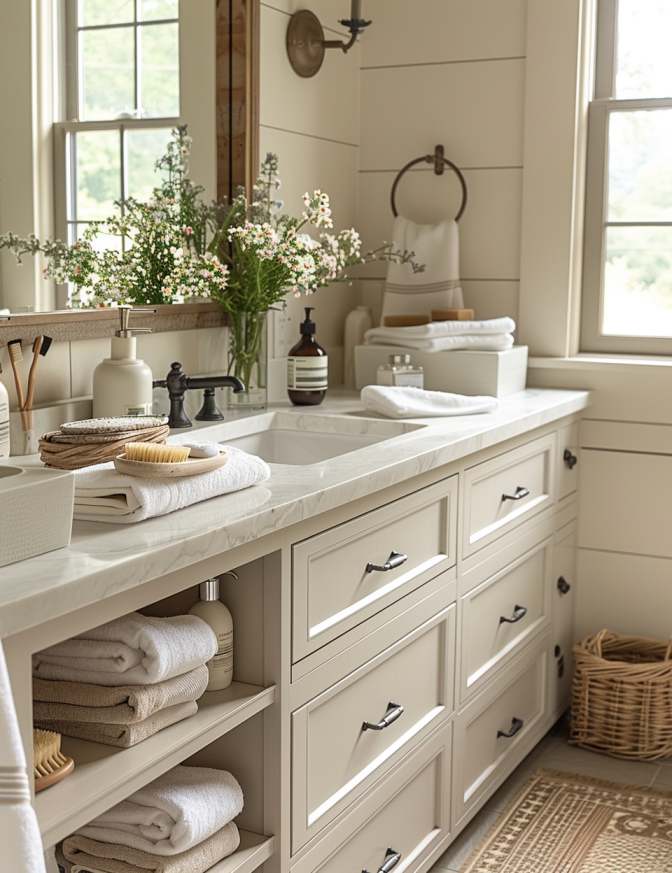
<box><xmin>189</xmin><ymin>578</ymin><xmax>234</xmax><ymax>691</ymax></box>
<box><xmin>287</xmin><ymin>307</ymin><xmax>328</xmax><ymax>406</ymax></box>
<box><xmin>92</xmin><ymin>307</ymin><xmax>154</xmax><ymax>417</ymax></box>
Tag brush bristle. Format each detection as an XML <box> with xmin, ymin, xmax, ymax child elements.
<box><xmin>33</xmin><ymin>728</ymin><xmax>67</xmax><ymax>778</ymax></box>
<box><xmin>7</xmin><ymin>339</ymin><xmax>22</xmax><ymax>363</ymax></box>
<box><xmin>40</xmin><ymin>336</ymin><xmax>53</xmax><ymax>356</ymax></box>
<box><xmin>125</xmin><ymin>442</ymin><xmax>190</xmax><ymax>463</ymax></box>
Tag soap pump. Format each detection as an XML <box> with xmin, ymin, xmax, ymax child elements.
<box><xmin>93</xmin><ymin>306</ymin><xmax>154</xmax><ymax>417</ymax></box>
<box><xmin>287</xmin><ymin>307</ymin><xmax>328</xmax><ymax>406</ymax></box>
<box><xmin>189</xmin><ymin>578</ymin><xmax>234</xmax><ymax>691</ymax></box>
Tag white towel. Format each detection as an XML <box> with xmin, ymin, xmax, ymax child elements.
<box><xmin>76</xmin><ymin>765</ymin><xmax>244</xmax><ymax>856</ymax></box>
<box><xmin>361</xmin><ymin>385</ymin><xmax>498</xmax><ymax>419</ymax></box>
<box><xmin>365</xmin><ymin>317</ymin><xmax>515</xmax><ymax>353</ymax></box>
<box><xmin>72</xmin><ymin>446</ymin><xmax>271</xmax><ymax>523</ymax></box>
<box><xmin>33</xmin><ymin>613</ymin><xmax>217</xmax><ymax>687</ymax></box>
<box><xmin>381</xmin><ymin>217</ymin><xmax>464</xmax><ymax>322</ymax></box>
<box><xmin>0</xmin><ymin>642</ymin><xmax>46</xmax><ymax>873</ymax></box>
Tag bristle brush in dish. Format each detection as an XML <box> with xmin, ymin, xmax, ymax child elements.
<box><xmin>124</xmin><ymin>443</ymin><xmax>191</xmax><ymax>463</ymax></box>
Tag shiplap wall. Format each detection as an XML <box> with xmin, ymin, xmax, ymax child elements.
<box><xmin>356</xmin><ymin>0</ymin><xmax>526</xmax><ymax>325</ymax></box>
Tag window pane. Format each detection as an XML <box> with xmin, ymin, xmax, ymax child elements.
<box><xmin>608</xmin><ymin>110</ymin><xmax>672</xmax><ymax>222</ymax></box>
<box><xmin>80</xmin><ymin>27</ymin><xmax>135</xmax><ymax>119</ymax></box>
<box><xmin>126</xmin><ymin>127</ymin><xmax>173</xmax><ymax>200</ymax></box>
<box><xmin>139</xmin><ymin>23</ymin><xmax>179</xmax><ymax>117</ymax></box>
<box><xmin>602</xmin><ymin>226</ymin><xmax>672</xmax><ymax>337</ymax></box>
<box><xmin>616</xmin><ymin>0</ymin><xmax>672</xmax><ymax>98</ymax></box>
<box><xmin>72</xmin><ymin>222</ymin><xmax>123</xmax><ymax>253</ymax></box>
<box><xmin>78</xmin><ymin>0</ymin><xmax>134</xmax><ymax>27</ymax></box>
<box><xmin>139</xmin><ymin>0</ymin><xmax>178</xmax><ymax>21</ymax></box>
<box><xmin>74</xmin><ymin>131</ymin><xmax>121</xmax><ymax>221</ymax></box>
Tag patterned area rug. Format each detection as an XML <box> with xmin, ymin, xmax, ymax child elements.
<box><xmin>462</xmin><ymin>769</ymin><xmax>672</xmax><ymax>872</ymax></box>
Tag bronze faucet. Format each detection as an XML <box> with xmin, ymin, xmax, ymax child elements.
<box><xmin>153</xmin><ymin>362</ymin><xmax>245</xmax><ymax>429</ymax></box>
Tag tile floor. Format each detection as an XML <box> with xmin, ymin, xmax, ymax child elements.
<box><xmin>432</xmin><ymin>720</ymin><xmax>672</xmax><ymax>872</ymax></box>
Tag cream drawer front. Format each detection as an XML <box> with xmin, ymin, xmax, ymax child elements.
<box><xmin>292</xmin><ymin>477</ymin><xmax>457</xmax><ymax>663</ymax></box>
<box><xmin>550</xmin><ymin>520</ymin><xmax>577</xmax><ymax>717</ymax></box>
<box><xmin>453</xmin><ymin>644</ymin><xmax>548</xmax><ymax>826</ymax></box>
<box><xmin>459</xmin><ymin>537</ymin><xmax>552</xmax><ymax>701</ymax></box>
<box><xmin>557</xmin><ymin>422</ymin><xmax>579</xmax><ymax>500</ymax></box>
<box><xmin>462</xmin><ymin>434</ymin><xmax>556</xmax><ymax>557</ymax></box>
<box><xmin>291</xmin><ymin>605</ymin><xmax>455</xmax><ymax>852</ymax></box>
<box><xmin>292</xmin><ymin>727</ymin><xmax>451</xmax><ymax>873</ymax></box>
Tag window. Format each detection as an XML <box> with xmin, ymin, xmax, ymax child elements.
<box><xmin>582</xmin><ymin>0</ymin><xmax>672</xmax><ymax>354</ymax></box>
<box><xmin>55</xmin><ymin>0</ymin><xmax>180</xmax><ymax>304</ymax></box>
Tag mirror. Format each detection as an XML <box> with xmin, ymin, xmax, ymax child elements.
<box><xmin>0</xmin><ymin>0</ymin><xmax>257</xmax><ymax>317</ymax></box>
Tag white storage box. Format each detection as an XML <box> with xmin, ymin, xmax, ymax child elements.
<box><xmin>355</xmin><ymin>345</ymin><xmax>528</xmax><ymax>397</ymax></box>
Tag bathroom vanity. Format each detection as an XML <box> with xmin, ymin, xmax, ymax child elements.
<box><xmin>0</xmin><ymin>388</ymin><xmax>588</xmax><ymax>873</ymax></box>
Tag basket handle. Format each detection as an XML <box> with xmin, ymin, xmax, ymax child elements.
<box><xmin>592</xmin><ymin>628</ymin><xmax>610</xmax><ymax>658</ymax></box>
<box><xmin>665</xmin><ymin>639</ymin><xmax>672</xmax><ymax>661</ymax></box>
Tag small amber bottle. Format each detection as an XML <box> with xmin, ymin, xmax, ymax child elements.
<box><xmin>287</xmin><ymin>307</ymin><xmax>328</xmax><ymax>406</ymax></box>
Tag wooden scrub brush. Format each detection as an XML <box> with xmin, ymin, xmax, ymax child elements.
<box><xmin>124</xmin><ymin>443</ymin><xmax>191</xmax><ymax>463</ymax></box>
<box><xmin>33</xmin><ymin>728</ymin><xmax>74</xmax><ymax>792</ymax></box>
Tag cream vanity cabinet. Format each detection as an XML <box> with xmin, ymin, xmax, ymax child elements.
<box><xmin>4</xmin><ymin>410</ymin><xmax>582</xmax><ymax>873</ymax></box>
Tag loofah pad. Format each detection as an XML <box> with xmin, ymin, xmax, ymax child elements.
<box><xmin>60</xmin><ymin>416</ymin><xmax>168</xmax><ymax>435</ymax></box>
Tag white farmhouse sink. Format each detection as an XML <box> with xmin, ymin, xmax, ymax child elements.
<box><xmin>176</xmin><ymin>411</ymin><xmax>425</xmax><ymax>466</ymax></box>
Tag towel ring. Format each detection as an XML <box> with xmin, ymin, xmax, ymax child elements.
<box><xmin>390</xmin><ymin>144</ymin><xmax>468</xmax><ymax>221</ymax></box>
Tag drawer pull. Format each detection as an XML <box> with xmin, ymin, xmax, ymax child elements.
<box><xmin>365</xmin><ymin>551</ymin><xmax>408</xmax><ymax>574</ymax></box>
<box><xmin>501</xmin><ymin>486</ymin><xmax>530</xmax><ymax>502</ymax></box>
<box><xmin>363</xmin><ymin>848</ymin><xmax>402</xmax><ymax>873</ymax></box>
<box><xmin>563</xmin><ymin>449</ymin><xmax>578</xmax><ymax>469</ymax></box>
<box><xmin>499</xmin><ymin>604</ymin><xmax>528</xmax><ymax>625</ymax></box>
<box><xmin>362</xmin><ymin>701</ymin><xmax>404</xmax><ymax>732</ymax></box>
<box><xmin>557</xmin><ymin>576</ymin><xmax>571</xmax><ymax>595</ymax></box>
<box><xmin>497</xmin><ymin>717</ymin><xmax>524</xmax><ymax>739</ymax></box>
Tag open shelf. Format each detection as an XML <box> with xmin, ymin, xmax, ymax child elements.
<box><xmin>36</xmin><ymin>681</ymin><xmax>276</xmax><ymax>848</ymax></box>
<box><xmin>211</xmin><ymin>831</ymin><xmax>274</xmax><ymax>873</ymax></box>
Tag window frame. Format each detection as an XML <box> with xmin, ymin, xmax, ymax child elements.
<box><xmin>581</xmin><ymin>0</ymin><xmax>672</xmax><ymax>354</ymax></box>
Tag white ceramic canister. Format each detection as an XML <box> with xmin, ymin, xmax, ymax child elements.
<box><xmin>344</xmin><ymin>306</ymin><xmax>373</xmax><ymax>388</ymax></box>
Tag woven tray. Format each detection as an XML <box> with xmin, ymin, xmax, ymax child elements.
<box><xmin>40</xmin><ymin>425</ymin><xmax>170</xmax><ymax>470</ymax></box>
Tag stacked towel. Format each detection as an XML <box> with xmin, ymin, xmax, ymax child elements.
<box><xmin>62</xmin><ymin>766</ymin><xmax>243</xmax><ymax>873</ymax></box>
<box><xmin>381</xmin><ymin>217</ymin><xmax>464</xmax><ymax>322</ymax></box>
<box><xmin>361</xmin><ymin>385</ymin><xmax>498</xmax><ymax>419</ymax></box>
<box><xmin>72</xmin><ymin>445</ymin><xmax>271</xmax><ymax>523</ymax></box>
<box><xmin>365</xmin><ymin>317</ymin><xmax>516</xmax><ymax>353</ymax></box>
<box><xmin>33</xmin><ymin>615</ymin><xmax>217</xmax><ymax>748</ymax></box>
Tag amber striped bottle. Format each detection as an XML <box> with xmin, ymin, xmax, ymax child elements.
<box><xmin>287</xmin><ymin>307</ymin><xmax>328</xmax><ymax>406</ymax></box>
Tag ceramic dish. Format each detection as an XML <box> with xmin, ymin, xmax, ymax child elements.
<box><xmin>114</xmin><ymin>450</ymin><xmax>227</xmax><ymax>479</ymax></box>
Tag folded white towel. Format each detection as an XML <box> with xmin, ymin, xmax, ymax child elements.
<box><xmin>365</xmin><ymin>333</ymin><xmax>514</xmax><ymax>353</ymax></box>
<box><xmin>361</xmin><ymin>385</ymin><xmax>498</xmax><ymax>419</ymax></box>
<box><xmin>0</xmin><ymin>642</ymin><xmax>46</xmax><ymax>873</ymax></box>
<box><xmin>368</xmin><ymin>317</ymin><xmax>516</xmax><ymax>339</ymax></box>
<box><xmin>33</xmin><ymin>613</ymin><xmax>217</xmax><ymax>687</ymax></box>
<box><xmin>381</xmin><ymin>217</ymin><xmax>464</xmax><ymax>322</ymax></box>
<box><xmin>72</xmin><ymin>446</ymin><xmax>271</xmax><ymax>523</ymax></box>
<box><xmin>77</xmin><ymin>765</ymin><xmax>244</xmax><ymax>856</ymax></box>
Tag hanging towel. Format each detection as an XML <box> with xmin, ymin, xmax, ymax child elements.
<box><xmin>76</xmin><ymin>766</ymin><xmax>243</xmax><ymax>856</ymax></box>
<box><xmin>365</xmin><ymin>317</ymin><xmax>515</xmax><ymax>352</ymax></box>
<box><xmin>33</xmin><ymin>666</ymin><xmax>208</xmax><ymax>725</ymax></box>
<box><xmin>361</xmin><ymin>385</ymin><xmax>498</xmax><ymax>419</ymax></box>
<box><xmin>33</xmin><ymin>614</ymin><xmax>217</xmax><ymax>687</ymax></box>
<box><xmin>0</xmin><ymin>642</ymin><xmax>46</xmax><ymax>873</ymax></box>
<box><xmin>72</xmin><ymin>446</ymin><xmax>271</xmax><ymax>523</ymax></box>
<box><xmin>62</xmin><ymin>822</ymin><xmax>240</xmax><ymax>873</ymax></box>
<box><xmin>36</xmin><ymin>700</ymin><xmax>197</xmax><ymax>749</ymax></box>
<box><xmin>381</xmin><ymin>217</ymin><xmax>464</xmax><ymax>322</ymax></box>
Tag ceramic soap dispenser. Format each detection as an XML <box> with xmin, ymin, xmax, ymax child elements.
<box><xmin>93</xmin><ymin>307</ymin><xmax>154</xmax><ymax>417</ymax></box>
<box><xmin>189</xmin><ymin>578</ymin><xmax>234</xmax><ymax>691</ymax></box>
<box><xmin>287</xmin><ymin>307</ymin><xmax>328</xmax><ymax>406</ymax></box>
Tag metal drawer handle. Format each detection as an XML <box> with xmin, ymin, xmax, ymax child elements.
<box><xmin>499</xmin><ymin>604</ymin><xmax>528</xmax><ymax>625</ymax></box>
<box><xmin>497</xmin><ymin>717</ymin><xmax>524</xmax><ymax>739</ymax></box>
<box><xmin>365</xmin><ymin>551</ymin><xmax>408</xmax><ymax>574</ymax></box>
<box><xmin>501</xmin><ymin>486</ymin><xmax>530</xmax><ymax>502</ymax></box>
<box><xmin>557</xmin><ymin>576</ymin><xmax>572</xmax><ymax>595</ymax></box>
<box><xmin>363</xmin><ymin>848</ymin><xmax>402</xmax><ymax>873</ymax></box>
<box><xmin>563</xmin><ymin>449</ymin><xmax>578</xmax><ymax>469</ymax></box>
<box><xmin>362</xmin><ymin>701</ymin><xmax>404</xmax><ymax>732</ymax></box>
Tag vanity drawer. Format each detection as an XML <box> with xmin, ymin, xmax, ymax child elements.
<box><xmin>550</xmin><ymin>520</ymin><xmax>577</xmax><ymax>719</ymax></box>
<box><xmin>291</xmin><ymin>726</ymin><xmax>451</xmax><ymax>873</ymax></box>
<box><xmin>453</xmin><ymin>642</ymin><xmax>548</xmax><ymax>828</ymax></box>
<box><xmin>292</xmin><ymin>476</ymin><xmax>457</xmax><ymax>663</ymax></box>
<box><xmin>462</xmin><ymin>433</ymin><xmax>556</xmax><ymax>556</ymax></box>
<box><xmin>459</xmin><ymin>536</ymin><xmax>552</xmax><ymax>702</ymax></box>
<box><xmin>291</xmin><ymin>605</ymin><xmax>455</xmax><ymax>852</ymax></box>
<box><xmin>557</xmin><ymin>422</ymin><xmax>579</xmax><ymax>500</ymax></box>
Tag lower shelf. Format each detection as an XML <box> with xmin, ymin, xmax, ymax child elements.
<box><xmin>36</xmin><ymin>682</ymin><xmax>276</xmax><ymax>848</ymax></box>
<box><xmin>211</xmin><ymin>831</ymin><xmax>275</xmax><ymax>873</ymax></box>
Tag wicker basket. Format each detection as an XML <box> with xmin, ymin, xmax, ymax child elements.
<box><xmin>571</xmin><ymin>629</ymin><xmax>672</xmax><ymax>760</ymax></box>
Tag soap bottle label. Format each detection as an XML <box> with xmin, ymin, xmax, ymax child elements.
<box><xmin>287</xmin><ymin>356</ymin><xmax>328</xmax><ymax>391</ymax></box>
<box><xmin>125</xmin><ymin>402</ymin><xmax>153</xmax><ymax>416</ymax></box>
<box><xmin>208</xmin><ymin>629</ymin><xmax>233</xmax><ymax>680</ymax></box>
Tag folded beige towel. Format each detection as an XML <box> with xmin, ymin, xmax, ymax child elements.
<box><xmin>33</xmin><ymin>667</ymin><xmax>208</xmax><ymax>725</ymax></box>
<box><xmin>37</xmin><ymin>701</ymin><xmax>197</xmax><ymax>749</ymax></box>
<box><xmin>62</xmin><ymin>822</ymin><xmax>240</xmax><ymax>873</ymax></box>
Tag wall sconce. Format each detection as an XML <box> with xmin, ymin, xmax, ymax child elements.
<box><xmin>286</xmin><ymin>1</ymin><xmax>372</xmax><ymax>78</ymax></box>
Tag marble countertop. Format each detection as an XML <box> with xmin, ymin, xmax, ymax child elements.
<box><xmin>0</xmin><ymin>388</ymin><xmax>589</xmax><ymax>637</ymax></box>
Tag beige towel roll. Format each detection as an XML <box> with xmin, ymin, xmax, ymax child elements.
<box><xmin>62</xmin><ymin>822</ymin><xmax>240</xmax><ymax>873</ymax></box>
<box><xmin>37</xmin><ymin>700</ymin><xmax>197</xmax><ymax>749</ymax></box>
<box><xmin>33</xmin><ymin>666</ymin><xmax>208</xmax><ymax>725</ymax></box>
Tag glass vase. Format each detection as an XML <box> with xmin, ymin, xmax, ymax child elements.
<box><xmin>227</xmin><ymin>310</ymin><xmax>268</xmax><ymax>410</ymax></box>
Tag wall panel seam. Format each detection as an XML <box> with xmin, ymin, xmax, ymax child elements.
<box><xmin>259</xmin><ymin>123</ymin><xmax>359</xmax><ymax>149</ymax></box>
<box><xmin>361</xmin><ymin>56</ymin><xmax>526</xmax><ymax>72</ymax></box>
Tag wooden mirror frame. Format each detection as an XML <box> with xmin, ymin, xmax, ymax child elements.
<box><xmin>0</xmin><ymin>0</ymin><xmax>260</xmax><ymax>347</ymax></box>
